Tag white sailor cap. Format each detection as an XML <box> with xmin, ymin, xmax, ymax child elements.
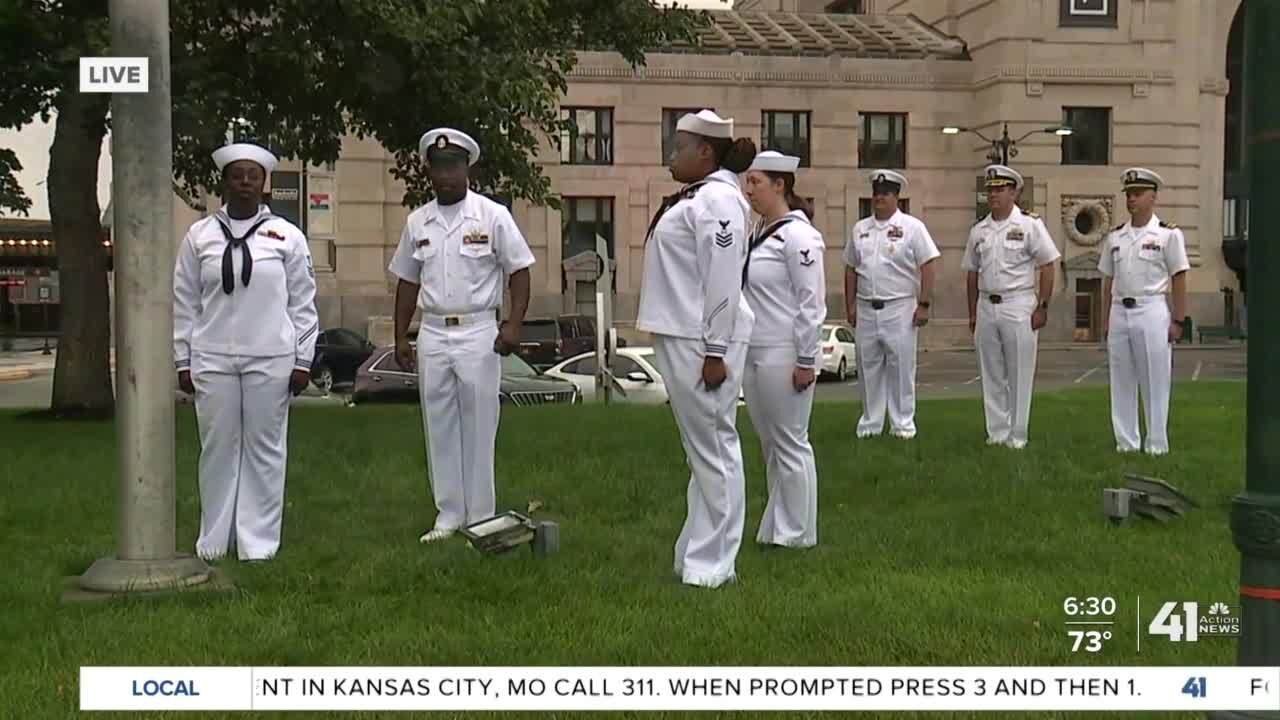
<box><xmin>418</xmin><ymin>128</ymin><xmax>481</xmax><ymax>166</ymax></box>
<box><xmin>983</xmin><ymin>164</ymin><xmax>1023</xmax><ymax>191</ymax></box>
<box><xmin>212</xmin><ymin>143</ymin><xmax>278</xmax><ymax>175</ymax></box>
<box><xmin>676</xmin><ymin>109</ymin><xmax>734</xmax><ymax>139</ymax></box>
<box><xmin>748</xmin><ymin>150</ymin><xmax>799</xmax><ymax>173</ymax></box>
<box><xmin>868</xmin><ymin>169</ymin><xmax>908</xmax><ymax>194</ymax></box>
<box><xmin>1122</xmin><ymin>167</ymin><xmax>1163</xmax><ymax>191</ymax></box>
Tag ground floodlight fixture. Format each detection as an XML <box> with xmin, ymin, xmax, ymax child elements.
<box><xmin>460</xmin><ymin>511</ymin><xmax>538</xmax><ymax>555</ymax></box>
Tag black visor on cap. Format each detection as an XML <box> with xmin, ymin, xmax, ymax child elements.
<box><xmin>427</xmin><ymin>145</ymin><xmax>469</xmax><ymax>165</ymax></box>
<box><xmin>872</xmin><ymin>180</ymin><xmax>901</xmax><ymax>194</ymax></box>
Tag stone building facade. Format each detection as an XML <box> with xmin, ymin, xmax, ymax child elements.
<box><xmin>267</xmin><ymin>0</ymin><xmax>1249</xmax><ymax>347</ymax></box>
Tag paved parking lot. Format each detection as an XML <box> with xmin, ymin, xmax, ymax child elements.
<box><xmin>0</xmin><ymin>345</ymin><xmax>1246</xmax><ymax>409</ymax></box>
<box><xmin>813</xmin><ymin>345</ymin><xmax>1246</xmax><ymax>402</ymax></box>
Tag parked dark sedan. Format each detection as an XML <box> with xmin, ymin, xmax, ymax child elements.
<box><xmin>516</xmin><ymin>314</ymin><xmax>597</xmax><ymax>370</ymax></box>
<box><xmin>311</xmin><ymin>328</ymin><xmax>377</xmax><ymax>394</ymax></box>
<box><xmin>349</xmin><ymin>346</ymin><xmax>582</xmax><ymax>406</ymax></box>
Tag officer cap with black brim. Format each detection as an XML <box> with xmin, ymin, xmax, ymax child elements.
<box><xmin>418</xmin><ymin>128</ymin><xmax>481</xmax><ymax>167</ymax></box>
<box><xmin>983</xmin><ymin>164</ymin><xmax>1023</xmax><ymax>191</ymax></box>
<box><xmin>867</xmin><ymin>169</ymin><xmax>908</xmax><ymax>195</ymax></box>
<box><xmin>1122</xmin><ymin>167</ymin><xmax>1163</xmax><ymax>191</ymax></box>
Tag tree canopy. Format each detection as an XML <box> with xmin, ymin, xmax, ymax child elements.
<box><xmin>0</xmin><ymin>0</ymin><xmax>706</xmax><ymax>414</ymax></box>
<box><xmin>2</xmin><ymin>0</ymin><xmax>707</xmax><ymax>216</ymax></box>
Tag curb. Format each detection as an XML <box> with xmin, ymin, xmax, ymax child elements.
<box><xmin>0</xmin><ymin>368</ymin><xmax>34</xmax><ymax>382</ymax></box>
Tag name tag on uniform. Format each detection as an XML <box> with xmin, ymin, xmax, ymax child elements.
<box><xmin>1142</xmin><ymin>242</ymin><xmax>1161</xmax><ymax>251</ymax></box>
<box><xmin>887</xmin><ymin>226</ymin><xmax>903</xmax><ymax>239</ymax></box>
<box><xmin>416</xmin><ymin>238</ymin><xmax>431</xmax><ymax>248</ymax></box>
<box><xmin>1007</xmin><ymin>228</ymin><xmax>1025</xmax><ymax>241</ymax></box>
<box><xmin>858</xmin><ymin>231</ymin><xmax>870</xmax><ymax>239</ymax></box>
<box><xmin>464</xmin><ymin>230</ymin><xmax>490</xmax><ymax>245</ymax></box>
<box><xmin>258</xmin><ymin>229</ymin><xmax>286</xmax><ymax>241</ymax></box>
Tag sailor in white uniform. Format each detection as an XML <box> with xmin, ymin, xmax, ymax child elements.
<box><xmin>173</xmin><ymin>142</ymin><xmax>319</xmax><ymax>562</ymax></box>
<box><xmin>1099</xmin><ymin>167</ymin><xmax>1189</xmax><ymax>455</ymax></box>
<box><xmin>387</xmin><ymin>128</ymin><xmax>536</xmax><ymax>543</ymax></box>
<box><xmin>740</xmin><ymin>151</ymin><xmax>825</xmax><ymax>548</ymax></box>
<box><xmin>637</xmin><ymin>109</ymin><xmax>757</xmax><ymax>587</ymax></box>
<box><xmin>843</xmin><ymin>170</ymin><xmax>939</xmax><ymax>439</ymax></box>
<box><xmin>960</xmin><ymin>165</ymin><xmax>1061</xmax><ymax>449</ymax></box>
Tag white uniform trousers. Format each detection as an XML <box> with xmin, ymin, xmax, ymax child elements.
<box><xmin>416</xmin><ymin>315</ymin><xmax>502</xmax><ymax>531</ymax></box>
<box><xmin>853</xmin><ymin>297</ymin><xmax>919</xmax><ymax>438</ymax></box>
<box><xmin>743</xmin><ymin>344</ymin><xmax>818</xmax><ymax>548</ymax></box>
<box><xmin>652</xmin><ymin>334</ymin><xmax>749</xmax><ymax>588</ymax></box>
<box><xmin>1107</xmin><ymin>297</ymin><xmax>1173</xmax><ymax>454</ymax></box>
<box><xmin>975</xmin><ymin>291</ymin><xmax>1039</xmax><ymax>448</ymax></box>
<box><xmin>191</xmin><ymin>351</ymin><xmax>294</xmax><ymax>561</ymax></box>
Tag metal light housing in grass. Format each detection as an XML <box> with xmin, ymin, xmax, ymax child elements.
<box><xmin>460</xmin><ymin>511</ymin><xmax>538</xmax><ymax>555</ymax></box>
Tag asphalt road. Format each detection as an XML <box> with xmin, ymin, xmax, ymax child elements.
<box><xmin>811</xmin><ymin>345</ymin><xmax>1246</xmax><ymax>403</ymax></box>
<box><xmin>0</xmin><ymin>346</ymin><xmax>1246</xmax><ymax>410</ymax></box>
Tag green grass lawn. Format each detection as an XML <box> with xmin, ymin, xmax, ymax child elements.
<box><xmin>0</xmin><ymin>382</ymin><xmax>1249</xmax><ymax>719</ymax></box>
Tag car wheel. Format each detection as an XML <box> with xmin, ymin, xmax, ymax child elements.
<box><xmin>313</xmin><ymin>365</ymin><xmax>334</xmax><ymax>396</ymax></box>
<box><xmin>837</xmin><ymin>357</ymin><xmax>847</xmax><ymax>382</ymax></box>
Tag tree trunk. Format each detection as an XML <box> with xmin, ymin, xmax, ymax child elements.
<box><xmin>47</xmin><ymin>87</ymin><xmax>113</xmax><ymax>417</ymax></box>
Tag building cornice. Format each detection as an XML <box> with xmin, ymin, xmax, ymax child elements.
<box><xmin>566</xmin><ymin>62</ymin><xmax>969</xmax><ymax>89</ymax></box>
<box><xmin>568</xmin><ymin>60</ymin><xmax>1179</xmax><ymax>93</ymax></box>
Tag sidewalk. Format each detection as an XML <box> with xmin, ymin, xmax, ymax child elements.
<box><xmin>0</xmin><ymin>349</ymin><xmax>118</xmax><ymax>381</ymax></box>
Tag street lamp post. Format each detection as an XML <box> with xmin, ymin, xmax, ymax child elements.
<box><xmin>1212</xmin><ymin>0</ymin><xmax>1280</xmax><ymax>718</ymax></box>
<box><xmin>941</xmin><ymin>122</ymin><xmax>1073</xmax><ymax>165</ymax></box>
<box><xmin>76</xmin><ymin>0</ymin><xmax>212</xmax><ymax>596</ymax></box>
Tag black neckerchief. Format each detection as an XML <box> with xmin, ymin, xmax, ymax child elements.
<box><xmin>742</xmin><ymin>215</ymin><xmax>797</xmax><ymax>288</ymax></box>
<box><xmin>644</xmin><ymin>180</ymin><xmax>707</xmax><ymax>245</ymax></box>
<box><xmin>215</xmin><ymin>210</ymin><xmax>275</xmax><ymax>295</ymax></box>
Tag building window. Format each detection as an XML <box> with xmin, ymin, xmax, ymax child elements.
<box><xmin>268</xmin><ymin>171</ymin><xmax>304</xmax><ymax>228</ymax></box>
<box><xmin>1059</xmin><ymin>0</ymin><xmax>1117</xmax><ymax>28</ymax></box>
<box><xmin>1074</xmin><ymin>277</ymin><xmax>1102</xmax><ymax>342</ymax></box>
<box><xmin>761</xmin><ymin>111</ymin><xmax>811</xmax><ymax>167</ymax></box>
<box><xmin>1061</xmin><ymin>107</ymin><xmax>1110</xmax><ymax>165</ymax></box>
<box><xmin>826</xmin><ymin>0</ymin><xmax>865</xmax><ymax>11</ymax></box>
<box><xmin>662</xmin><ymin>108</ymin><xmax>707</xmax><ymax>163</ymax></box>
<box><xmin>1224</xmin><ymin>197</ymin><xmax>1249</xmax><ymax>239</ymax></box>
<box><xmin>559</xmin><ymin>108</ymin><xmax>613</xmax><ymax>165</ymax></box>
<box><xmin>857</xmin><ymin>198</ymin><xmax>910</xmax><ymax>220</ymax></box>
<box><xmin>859</xmin><ymin>113</ymin><xmax>907</xmax><ymax>168</ymax></box>
<box><xmin>561</xmin><ymin>197</ymin><xmax>614</xmax><ymax>260</ymax></box>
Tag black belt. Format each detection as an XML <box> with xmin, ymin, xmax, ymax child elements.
<box><xmin>862</xmin><ymin>297</ymin><xmax>906</xmax><ymax>310</ymax></box>
<box><xmin>1121</xmin><ymin>297</ymin><xmax>1137</xmax><ymax>308</ymax></box>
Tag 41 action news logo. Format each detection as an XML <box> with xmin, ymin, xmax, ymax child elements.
<box><xmin>1148</xmin><ymin>601</ymin><xmax>1241</xmax><ymax>642</ymax></box>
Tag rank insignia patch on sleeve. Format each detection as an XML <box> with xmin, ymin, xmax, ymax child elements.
<box><xmin>714</xmin><ymin>219</ymin><xmax>733</xmax><ymax>248</ymax></box>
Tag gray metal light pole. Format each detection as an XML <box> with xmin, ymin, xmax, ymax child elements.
<box><xmin>78</xmin><ymin>0</ymin><xmax>211</xmax><ymax>594</ymax></box>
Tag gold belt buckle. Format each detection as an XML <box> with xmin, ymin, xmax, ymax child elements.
<box><xmin>445</xmin><ymin>316</ymin><xmax>460</xmax><ymax>327</ymax></box>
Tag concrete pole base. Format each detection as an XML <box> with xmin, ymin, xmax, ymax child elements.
<box><xmin>75</xmin><ymin>553</ymin><xmax>213</xmax><ymax>594</ymax></box>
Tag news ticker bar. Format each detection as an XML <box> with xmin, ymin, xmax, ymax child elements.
<box><xmin>81</xmin><ymin>666</ymin><xmax>1279</xmax><ymax>712</ymax></box>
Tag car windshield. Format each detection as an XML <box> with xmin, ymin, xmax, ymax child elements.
<box><xmin>522</xmin><ymin>321</ymin><xmax>558</xmax><ymax>340</ymax></box>
<box><xmin>502</xmin><ymin>354</ymin><xmax>540</xmax><ymax>376</ymax></box>
<box><xmin>640</xmin><ymin>353</ymin><xmax>660</xmax><ymax>377</ymax></box>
